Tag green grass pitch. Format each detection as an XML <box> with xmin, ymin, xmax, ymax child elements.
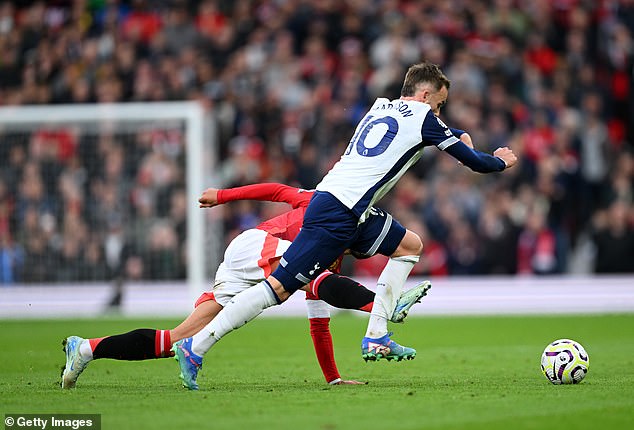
<box><xmin>1</xmin><ymin>314</ymin><xmax>633</xmax><ymax>430</ymax></box>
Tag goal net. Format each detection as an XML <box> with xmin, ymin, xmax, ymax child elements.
<box><xmin>0</xmin><ymin>102</ymin><xmax>219</xmax><ymax>301</ymax></box>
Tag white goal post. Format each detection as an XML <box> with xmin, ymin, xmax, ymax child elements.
<box><xmin>0</xmin><ymin>101</ymin><xmax>219</xmax><ymax>300</ymax></box>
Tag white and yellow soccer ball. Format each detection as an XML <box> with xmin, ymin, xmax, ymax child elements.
<box><xmin>541</xmin><ymin>339</ymin><xmax>589</xmax><ymax>384</ymax></box>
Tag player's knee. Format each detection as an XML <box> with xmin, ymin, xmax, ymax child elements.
<box><xmin>393</xmin><ymin>229</ymin><xmax>423</xmax><ymax>257</ymax></box>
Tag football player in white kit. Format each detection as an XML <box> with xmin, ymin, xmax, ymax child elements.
<box><xmin>175</xmin><ymin>61</ymin><xmax>517</xmax><ymax>383</ymax></box>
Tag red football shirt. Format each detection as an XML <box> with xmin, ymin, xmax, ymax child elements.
<box><xmin>217</xmin><ymin>183</ymin><xmax>313</xmax><ymax>241</ymax></box>
<box><xmin>216</xmin><ymin>183</ymin><xmax>343</xmax><ymax>272</ymax></box>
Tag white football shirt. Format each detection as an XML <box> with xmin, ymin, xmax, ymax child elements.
<box><xmin>316</xmin><ymin>97</ymin><xmax>459</xmax><ymax>221</ymax></box>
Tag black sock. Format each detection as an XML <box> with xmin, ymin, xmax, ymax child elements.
<box><xmin>317</xmin><ymin>274</ymin><xmax>375</xmax><ymax>311</ymax></box>
<box><xmin>92</xmin><ymin>329</ymin><xmax>171</xmax><ymax>360</ymax></box>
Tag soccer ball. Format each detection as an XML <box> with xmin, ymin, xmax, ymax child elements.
<box><xmin>541</xmin><ymin>339</ymin><xmax>589</xmax><ymax>384</ymax></box>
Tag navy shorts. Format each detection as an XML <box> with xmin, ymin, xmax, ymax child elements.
<box><xmin>272</xmin><ymin>191</ymin><xmax>406</xmax><ymax>294</ymax></box>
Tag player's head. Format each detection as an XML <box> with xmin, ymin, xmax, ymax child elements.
<box><xmin>401</xmin><ymin>61</ymin><xmax>450</xmax><ymax>115</ymax></box>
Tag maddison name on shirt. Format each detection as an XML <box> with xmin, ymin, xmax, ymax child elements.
<box><xmin>373</xmin><ymin>101</ymin><xmax>414</xmax><ymax>117</ymax></box>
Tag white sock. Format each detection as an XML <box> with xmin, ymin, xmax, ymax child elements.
<box><xmin>79</xmin><ymin>339</ymin><xmax>93</xmax><ymax>361</ymax></box>
<box><xmin>191</xmin><ymin>281</ymin><xmax>278</xmax><ymax>356</ymax></box>
<box><xmin>365</xmin><ymin>255</ymin><xmax>419</xmax><ymax>338</ymax></box>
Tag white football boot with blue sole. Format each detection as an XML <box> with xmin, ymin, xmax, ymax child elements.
<box><xmin>61</xmin><ymin>336</ymin><xmax>90</xmax><ymax>389</ymax></box>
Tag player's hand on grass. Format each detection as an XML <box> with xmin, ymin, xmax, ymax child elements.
<box><xmin>333</xmin><ymin>379</ymin><xmax>368</xmax><ymax>385</ymax></box>
<box><xmin>199</xmin><ymin>188</ymin><xmax>220</xmax><ymax>208</ymax></box>
<box><xmin>493</xmin><ymin>147</ymin><xmax>517</xmax><ymax>169</ymax></box>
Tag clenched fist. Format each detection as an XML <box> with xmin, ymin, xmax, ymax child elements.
<box><xmin>493</xmin><ymin>147</ymin><xmax>517</xmax><ymax>169</ymax></box>
<box><xmin>199</xmin><ymin>188</ymin><xmax>220</xmax><ymax>208</ymax></box>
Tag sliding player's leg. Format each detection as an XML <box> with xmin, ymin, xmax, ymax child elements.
<box><xmin>171</xmin><ymin>294</ymin><xmax>222</xmax><ymax>341</ymax></box>
<box><xmin>60</xmin><ymin>299</ymin><xmax>222</xmax><ymax>389</ymax></box>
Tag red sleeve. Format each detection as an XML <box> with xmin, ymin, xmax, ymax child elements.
<box><xmin>309</xmin><ymin>317</ymin><xmax>341</xmax><ymax>384</ymax></box>
<box><xmin>217</xmin><ymin>183</ymin><xmax>312</xmax><ymax>208</ymax></box>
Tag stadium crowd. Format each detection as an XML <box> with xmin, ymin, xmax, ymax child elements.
<box><xmin>0</xmin><ymin>0</ymin><xmax>633</xmax><ymax>284</ymax></box>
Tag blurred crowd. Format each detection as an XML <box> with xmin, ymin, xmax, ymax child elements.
<box><xmin>1</xmin><ymin>0</ymin><xmax>633</xmax><ymax>284</ymax></box>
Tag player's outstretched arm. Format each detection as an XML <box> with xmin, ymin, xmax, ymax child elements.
<box><xmin>445</xmin><ymin>140</ymin><xmax>517</xmax><ymax>172</ymax></box>
<box><xmin>424</xmin><ymin>111</ymin><xmax>516</xmax><ymax>172</ymax></box>
<box><xmin>199</xmin><ymin>183</ymin><xmax>310</xmax><ymax>208</ymax></box>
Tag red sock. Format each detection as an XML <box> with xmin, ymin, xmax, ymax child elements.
<box><xmin>309</xmin><ymin>317</ymin><xmax>340</xmax><ymax>384</ymax></box>
<box><xmin>88</xmin><ymin>337</ymin><xmax>105</xmax><ymax>351</ymax></box>
<box><xmin>307</xmin><ymin>271</ymin><xmax>333</xmax><ymax>299</ymax></box>
<box><xmin>154</xmin><ymin>330</ymin><xmax>172</xmax><ymax>358</ymax></box>
<box><xmin>91</xmin><ymin>329</ymin><xmax>171</xmax><ymax>360</ymax></box>
<box><xmin>360</xmin><ymin>302</ymin><xmax>373</xmax><ymax>313</ymax></box>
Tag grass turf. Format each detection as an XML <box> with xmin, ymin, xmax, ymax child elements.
<box><xmin>1</xmin><ymin>314</ymin><xmax>633</xmax><ymax>430</ymax></box>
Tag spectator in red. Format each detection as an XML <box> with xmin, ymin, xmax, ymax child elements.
<box><xmin>121</xmin><ymin>0</ymin><xmax>162</xmax><ymax>45</ymax></box>
<box><xmin>524</xmin><ymin>33</ymin><xmax>558</xmax><ymax>77</ymax></box>
<box><xmin>523</xmin><ymin>109</ymin><xmax>556</xmax><ymax>164</ymax></box>
<box><xmin>517</xmin><ymin>207</ymin><xmax>559</xmax><ymax>275</ymax></box>
<box><xmin>196</xmin><ymin>0</ymin><xmax>227</xmax><ymax>40</ymax></box>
